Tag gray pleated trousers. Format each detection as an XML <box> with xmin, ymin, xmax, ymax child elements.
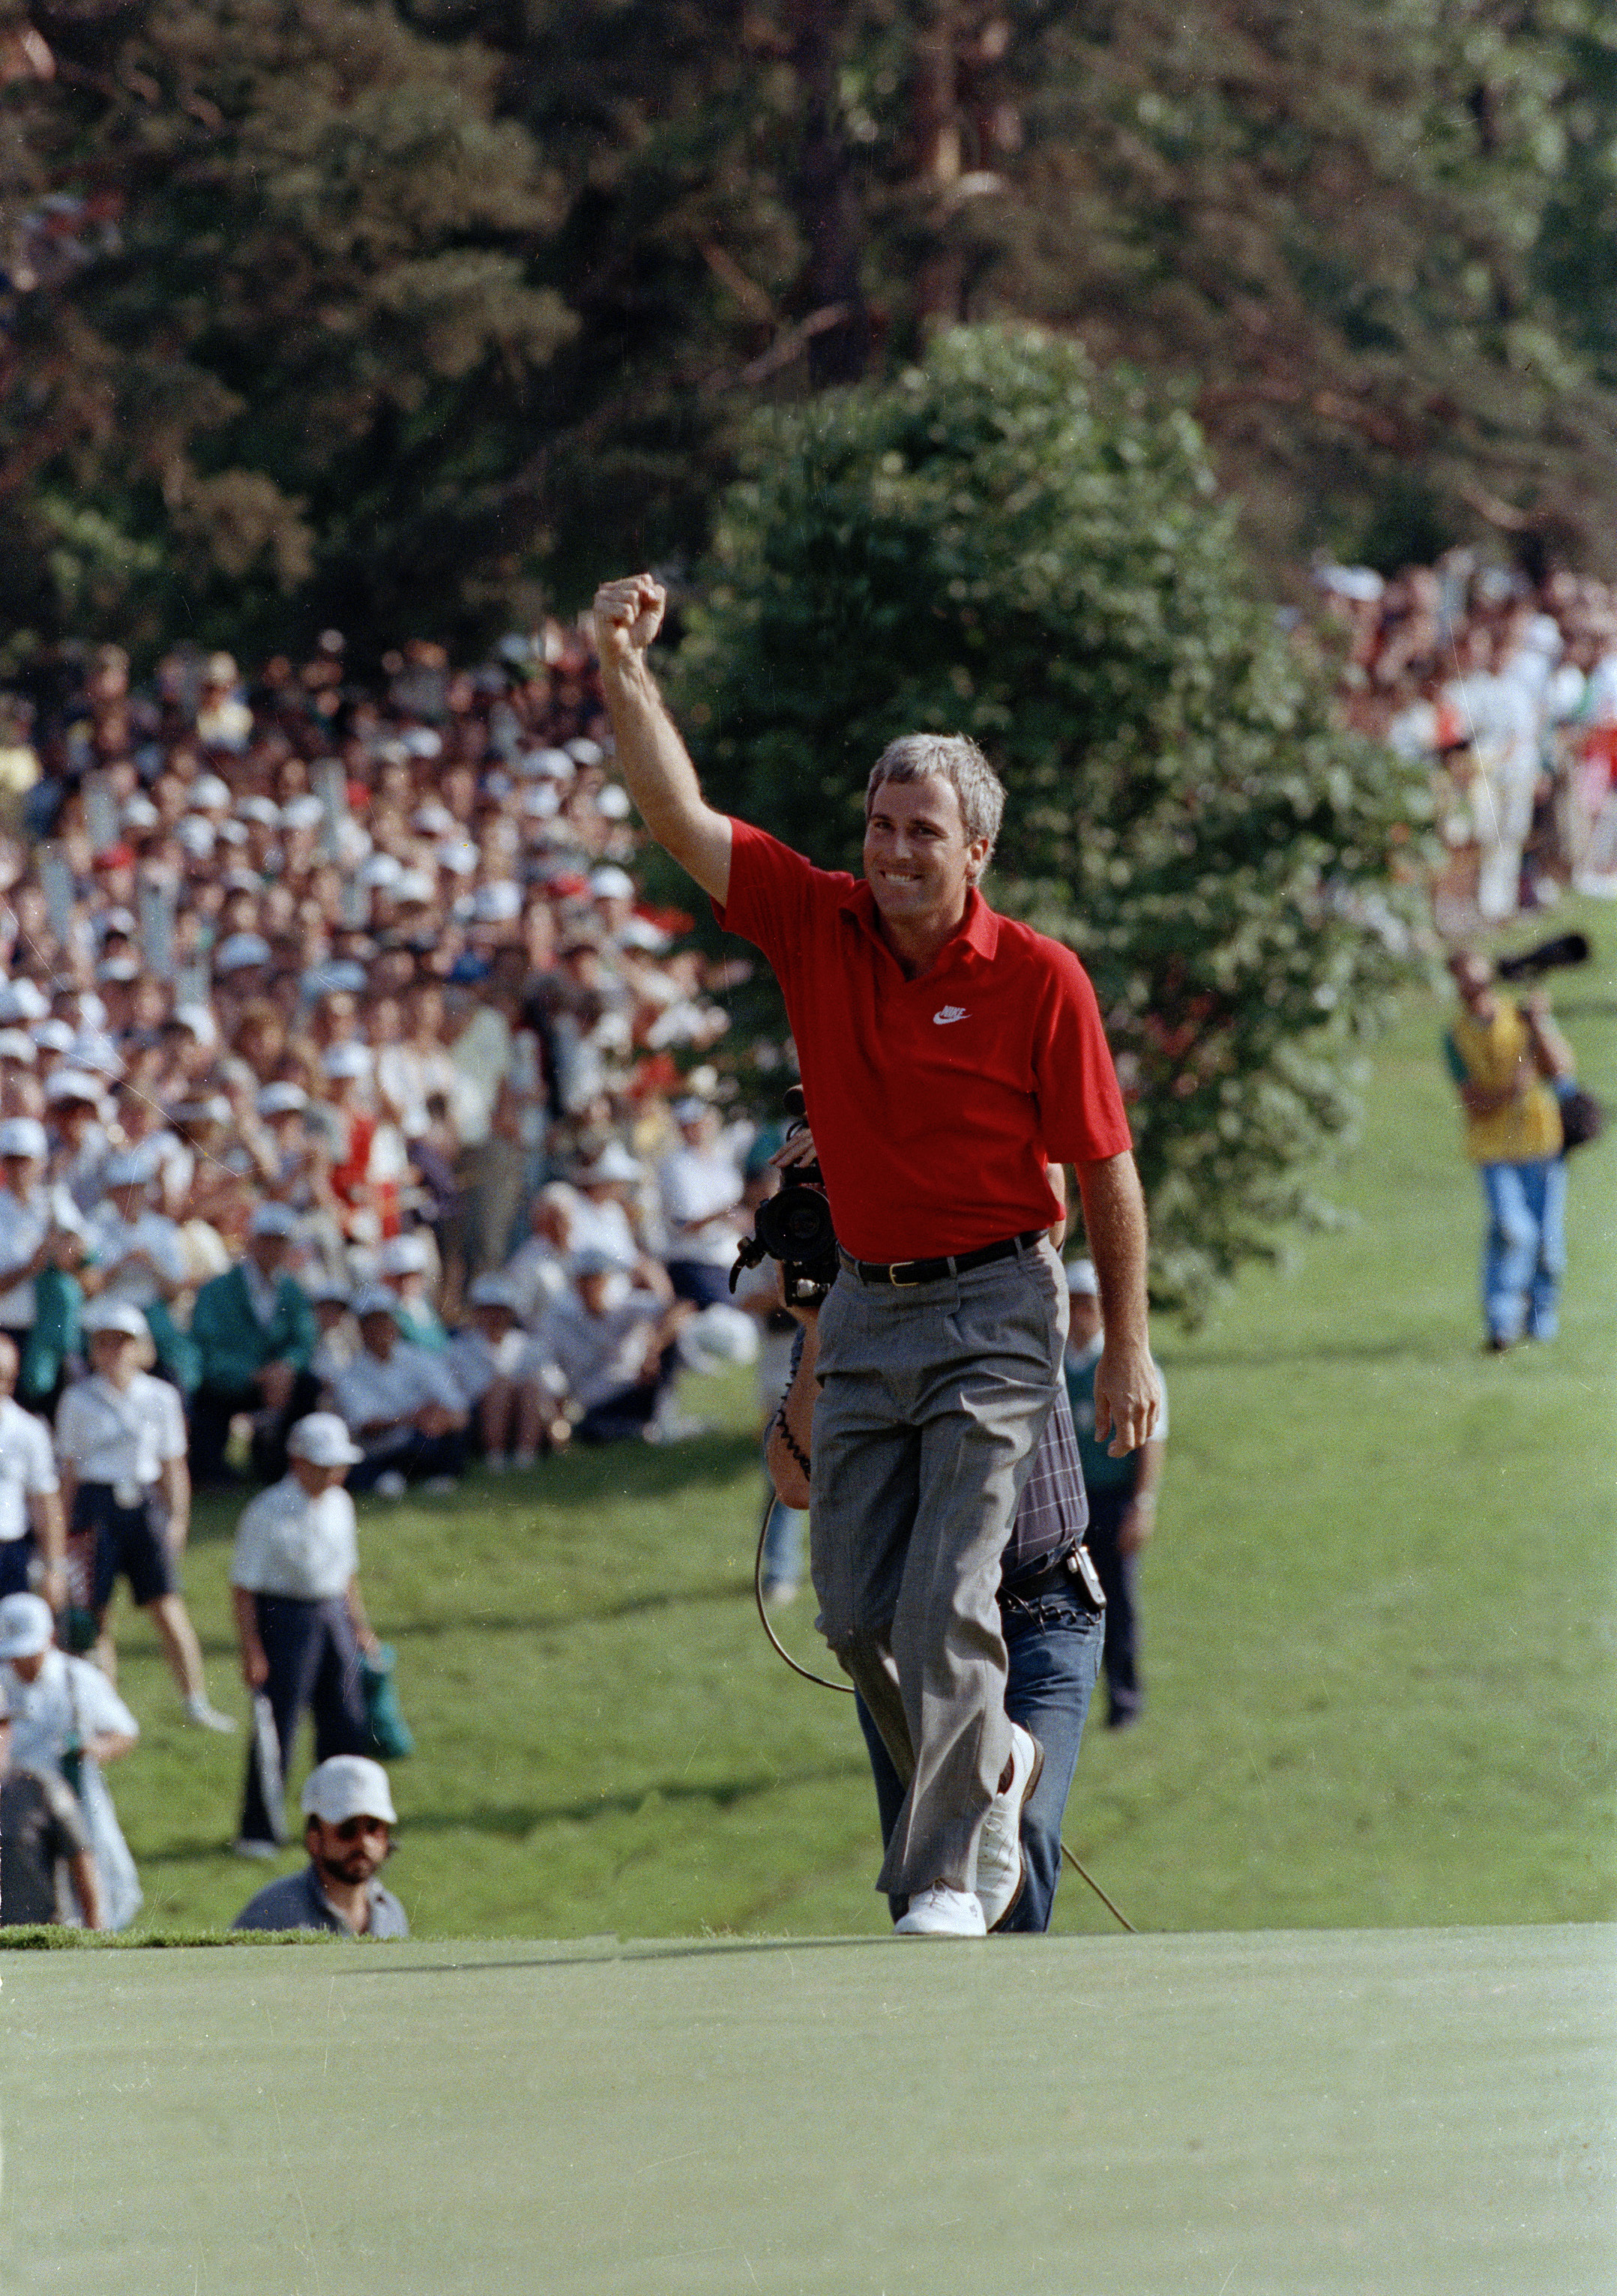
<box><xmin>809</xmin><ymin>1236</ymin><xmax>1067</xmax><ymax>1896</ymax></box>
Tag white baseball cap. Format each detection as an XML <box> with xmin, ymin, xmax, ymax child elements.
<box><xmin>350</xmin><ymin>1284</ymin><xmax>399</xmax><ymax>1319</ymax></box>
<box><xmin>377</xmin><ymin>1233</ymin><xmax>431</xmax><ymax>1277</ymax></box>
<box><xmin>287</xmin><ymin>1412</ymin><xmax>364</xmax><ymax>1468</ymax></box>
<box><xmin>1065</xmin><ymin>1259</ymin><xmax>1100</xmax><ymax>1298</ymax></box>
<box><xmin>256</xmin><ymin>1082</ymin><xmax>307</xmax><ymax>1118</ymax></box>
<box><xmin>300</xmin><ymin>1754</ymin><xmax>397</xmax><ymax>1828</ymax></box>
<box><xmin>468</xmin><ymin>1272</ymin><xmax>522</xmax><ymax>1312</ymax></box>
<box><xmin>322</xmin><ymin>1043</ymin><xmax>373</xmax><ymax>1080</ymax></box>
<box><xmin>0</xmin><ymin>1030</ymin><xmax>36</xmax><ymax>1065</ymax></box>
<box><xmin>248</xmin><ymin>1201</ymin><xmax>298</xmax><ymax>1238</ymax></box>
<box><xmin>0</xmin><ymin>1591</ymin><xmax>55</xmax><ymax>1660</ymax></box>
<box><xmin>0</xmin><ymin>1118</ymin><xmax>47</xmax><ymax>1159</ymax></box>
<box><xmin>82</xmin><ymin>1299</ymin><xmax>149</xmax><ymax>1340</ymax></box>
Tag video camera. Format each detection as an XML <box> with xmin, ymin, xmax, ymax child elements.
<box><xmin>729</xmin><ymin>1086</ymin><xmax>840</xmax><ymax>1309</ymax></box>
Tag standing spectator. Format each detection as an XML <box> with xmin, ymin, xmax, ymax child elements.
<box><xmin>81</xmin><ymin>1146</ymin><xmax>195</xmax><ymax>1390</ymax></box>
<box><xmin>1062</xmin><ymin>1260</ymin><xmax>1167</xmax><ymax>1731</ymax></box>
<box><xmin>0</xmin><ymin>1674</ymin><xmax>104</xmax><ymax>1929</ymax></box>
<box><xmin>232</xmin><ymin>1754</ymin><xmax>408</xmax><ymax>1937</ymax></box>
<box><xmin>0</xmin><ymin>1114</ymin><xmax>88</xmax><ymax>1413</ymax></box>
<box><xmin>657</xmin><ymin>1097</ymin><xmax>746</xmax><ymax>1306</ymax></box>
<box><xmin>55</xmin><ymin>1300</ymin><xmax>235</xmax><ymax>1731</ymax></box>
<box><xmin>1444</xmin><ymin>953</ymin><xmax>1576</xmax><ymax>1349</ymax></box>
<box><xmin>331</xmin><ymin>1288</ymin><xmax>468</xmax><ymax>1496</ymax></box>
<box><xmin>0</xmin><ymin>1590</ymin><xmax>141</xmax><ymax>1929</ymax></box>
<box><xmin>188</xmin><ymin>1201</ymin><xmax>320</xmax><ymax>1486</ymax></box>
<box><xmin>229</xmin><ymin>1412</ymin><xmax>378</xmax><ymax>1857</ymax></box>
<box><xmin>0</xmin><ymin>1334</ymin><xmax>65</xmax><ymax>1606</ymax></box>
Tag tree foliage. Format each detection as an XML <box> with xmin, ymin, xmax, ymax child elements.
<box><xmin>2</xmin><ymin>0</ymin><xmax>1616</xmax><ymax>644</ymax></box>
<box><xmin>675</xmin><ymin>327</ymin><xmax>1431</xmax><ymax>1313</ymax></box>
<box><xmin>1</xmin><ymin>0</ymin><xmax>571</xmax><ymax>651</ymax></box>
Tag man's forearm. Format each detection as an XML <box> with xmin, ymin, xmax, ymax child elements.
<box><xmin>1075</xmin><ymin>1152</ymin><xmax>1151</xmax><ymax>1346</ymax></box>
<box><xmin>600</xmin><ymin>650</ymin><xmax>706</xmax><ymax>846</ymax></box>
<box><xmin>592</xmin><ymin>576</ymin><xmax>732</xmax><ymax>899</ymax></box>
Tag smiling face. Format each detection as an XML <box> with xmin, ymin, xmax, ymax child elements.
<box><xmin>862</xmin><ymin>775</ymin><xmax>990</xmax><ymax>939</ymax></box>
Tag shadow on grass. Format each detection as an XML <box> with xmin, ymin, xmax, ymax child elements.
<box><xmin>184</xmin><ymin>1430</ymin><xmax>765</xmax><ymax>1548</ymax></box>
<box><xmin>385</xmin><ymin>1573</ymin><xmax>759</xmax><ymax>1639</ymax></box>
<box><xmin>141</xmin><ymin>1759</ymin><xmax>870</xmax><ymax>1866</ymax></box>
<box><xmin>336</xmin><ymin>1935</ymin><xmax>894</xmax><ymax>1977</ymax></box>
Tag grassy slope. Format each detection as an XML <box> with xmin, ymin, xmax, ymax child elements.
<box><xmin>83</xmin><ymin>912</ymin><xmax>1616</xmax><ymax>1941</ymax></box>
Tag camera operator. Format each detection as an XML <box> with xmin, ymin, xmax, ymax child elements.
<box><xmin>595</xmin><ymin>573</ymin><xmax>1160</xmax><ymax>1938</ymax></box>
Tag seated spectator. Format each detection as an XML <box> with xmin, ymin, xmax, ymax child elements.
<box><xmin>376</xmin><ymin>1230</ymin><xmax>448</xmax><ymax>1351</ymax></box>
<box><xmin>188</xmin><ymin>1201</ymin><xmax>321</xmax><ymax>1487</ymax></box>
<box><xmin>446</xmin><ymin>1274</ymin><xmax>566</xmax><ymax>1471</ymax></box>
<box><xmin>534</xmin><ymin>1249</ymin><xmax>694</xmax><ymax>1446</ymax></box>
<box><xmin>232</xmin><ymin>1753</ymin><xmax>408</xmax><ymax>1937</ymax></box>
<box><xmin>229</xmin><ymin>1412</ymin><xmax>379</xmax><ymax>1856</ymax></box>
<box><xmin>0</xmin><ymin>1334</ymin><xmax>64</xmax><ymax>1606</ymax></box>
<box><xmin>0</xmin><ymin>1672</ymin><xmax>103</xmax><ymax>1929</ymax></box>
<box><xmin>81</xmin><ymin>1146</ymin><xmax>196</xmax><ymax>1390</ymax></box>
<box><xmin>0</xmin><ymin>1591</ymin><xmax>140</xmax><ymax>1929</ymax></box>
<box><xmin>308</xmin><ymin>1280</ymin><xmax>358</xmax><ymax>1388</ymax></box>
<box><xmin>657</xmin><ymin>1096</ymin><xmax>746</xmax><ymax>1307</ymax></box>
<box><xmin>568</xmin><ymin>1142</ymin><xmax>672</xmax><ymax>1299</ymax></box>
<box><xmin>56</xmin><ymin>1299</ymin><xmax>235</xmax><ymax>1732</ymax></box>
<box><xmin>332</xmin><ymin>1287</ymin><xmax>468</xmax><ymax>1497</ymax></box>
<box><xmin>502</xmin><ymin>1182</ymin><xmax>577</xmax><ymax>1327</ymax></box>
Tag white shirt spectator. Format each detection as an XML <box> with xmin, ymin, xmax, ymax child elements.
<box><xmin>658</xmin><ymin>1142</ymin><xmax>745</xmax><ymax>1268</ymax></box>
<box><xmin>534</xmin><ymin>1288</ymin><xmax>663</xmax><ymax>1414</ymax></box>
<box><xmin>0</xmin><ymin>1393</ymin><xmax>58</xmax><ymax>1543</ymax></box>
<box><xmin>445</xmin><ymin>1324</ymin><xmax>546</xmax><ymax>1409</ymax></box>
<box><xmin>83</xmin><ymin>1202</ymin><xmax>187</xmax><ymax>1310</ymax></box>
<box><xmin>333</xmin><ymin>1342</ymin><xmax>464</xmax><ymax>1447</ymax></box>
<box><xmin>502</xmin><ymin>1232</ymin><xmax>572</xmax><ymax>1326</ymax></box>
<box><xmin>55</xmin><ymin>1370</ymin><xmax>187</xmax><ymax>1490</ymax></box>
<box><xmin>0</xmin><ymin>1181</ymin><xmax>87</xmax><ymax>1328</ymax></box>
<box><xmin>566</xmin><ymin>1193</ymin><xmax>641</xmax><ymax>1273</ymax></box>
<box><xmin>230</xmin><ymin>1476</ymin><xmax>358</xmax><ymax>1603</ymax></box>
<box><xmin>4</xmin><ymin>1644</ymin><xmax>142</xmax><ymax>1929</ymax></box>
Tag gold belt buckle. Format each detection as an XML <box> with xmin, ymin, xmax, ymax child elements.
<box><xmin>888</xmin><ymin>1260</ymin><xmax>924</xmax><ymax>1287</ymax></box>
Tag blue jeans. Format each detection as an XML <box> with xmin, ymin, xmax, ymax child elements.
<box><xmin>1479</xmin><ymin>1157</ymin><xmax>1567</xmax><ymax>1342</ymax></box>
<box><xmin>761</xmin><ymin>1494</ymin><xmax>806</xmax><ymax>1591</ymax></box>
<box><xmin>857</xmin><ymin>1595</ymin><xmax>1103</xmax><ymax>1932</ymax></box>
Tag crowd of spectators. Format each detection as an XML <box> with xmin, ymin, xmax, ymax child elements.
<box><xmin>0</xmin><ymin>619</ymin><xmax>792</xmax><ymax>1927</ymax></box>
<box><xmin>1308</xmin><ymin>549</ymin><xmax>1617</xmax><ymax>929</ymax></box>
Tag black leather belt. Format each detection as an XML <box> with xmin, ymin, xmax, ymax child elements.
<box><xmin>837</xmin><ymin>1228</ymin><xmax>1046</xmax><ymax>1288</ymax></box>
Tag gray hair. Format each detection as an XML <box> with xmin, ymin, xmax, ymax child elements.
<box><xmin>865</xmin><ymin>735</ymin><xmax>1005</xmax><ymax>876</ymax></box>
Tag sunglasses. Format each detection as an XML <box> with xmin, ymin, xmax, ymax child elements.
<box><xmin>329</xmin><ymin>1816</ymin><xmax>391</xmax><ymax>1842</ymax></box>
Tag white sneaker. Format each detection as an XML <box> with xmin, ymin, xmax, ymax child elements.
<box><xmin>975</xmin><ymin>1722</ymin><xmax>1044</xmax><ymax>1931</ymax></box>
<box><xmin>233</xmin><ymin>1836</ymin><xmax>279</xmax><ymax>1860</ymax></box>
<box><xmin>184</xmin><ymin>1695</ymin><xmax>238</xmax><ymax>1735</ymax></box>
<box><xmin>422</xmin><ymin>1474</ymin><xmax>459</xmax><ymax>1495</ymax></box>
<box><xmin>486</xmin><ymin>1453</ymin><xmax>511</xmax><ymax>1474</ymax></box>
<box><xmin>374</xmin><ymin>1469</ymin><xmax>408</xmax><ymax>1500</ymax></box>
<box><xmin>511</xmin><ymin>1450</ymin><xmax>537</xmax><ymax>1471</ymax></box>
<box><xmin>893</xmin><ymin>1883</ymin><xmax>986</xmax><ymax>1938</ymax></box>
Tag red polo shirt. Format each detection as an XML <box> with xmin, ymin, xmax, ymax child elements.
<box><xmin>714</xmin><ymin>820</ymin><xmax>1131</xmax><ymax>1262</ymax></box>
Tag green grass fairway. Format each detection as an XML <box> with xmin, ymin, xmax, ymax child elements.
<box><xmin>43</xmin><ymin>905</ymin><xmax>1617</xmax><ymax>1941</ymax></box>
<box><xmin>2</xmin><ymin>1925</ymin><xmax>1612</xmax><ymax>2294</ymax></box>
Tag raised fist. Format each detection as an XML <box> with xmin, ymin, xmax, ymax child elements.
<box><xmin>592</xmin><ymin>573</ymin><xmax>666</xmax><ymax>661</ymax></box>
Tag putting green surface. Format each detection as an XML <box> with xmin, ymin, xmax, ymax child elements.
<box><xmin>4</xmin><ymin>1923</ymin><xmax>1611</xmax><ymax>2294</ymax></box>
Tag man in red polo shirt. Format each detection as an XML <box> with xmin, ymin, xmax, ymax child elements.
<box><xmin>594</xmin><ymin>573</ymin><xmax>1160</xmax><ymax>1936</ymax></box>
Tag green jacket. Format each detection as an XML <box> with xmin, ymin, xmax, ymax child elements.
<box><xmin>190</xmin><ymin>1263</ymin><xmax>316</xmax><ymax>1393</ymax></box>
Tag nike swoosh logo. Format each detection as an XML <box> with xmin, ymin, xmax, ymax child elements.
<box><xmin>933</xmin><ymin>1007</ymin><xmax>969</xmax><ymax>1025</ymax></box>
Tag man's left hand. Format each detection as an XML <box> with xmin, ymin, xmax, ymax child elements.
<box><xmin>1094</xmin><ymin>1340</ymin><xmax>1161</xmax><ymax>1456</ymax></box>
